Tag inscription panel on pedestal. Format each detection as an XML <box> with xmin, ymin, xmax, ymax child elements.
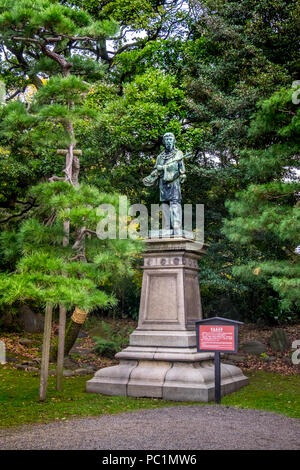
<box><xmin>145</xmin><ymin>273</ymin><xmax>178</xmax><ymax>322</ymax></box>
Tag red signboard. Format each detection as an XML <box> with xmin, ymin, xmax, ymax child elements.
<box><xmin>198</xmin><ymin>324</ymin><xmax>236</xmax><ymax>352</ymax></box>
<box><xmin>195</xmin><ymin>317</ymin><xmax>243</xmax><ymax>403</ymax></box>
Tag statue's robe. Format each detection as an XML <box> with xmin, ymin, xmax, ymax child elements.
<box><xmin>143</xmin><ymin>148</ymin><xmax>185</xmax><ymax>202</ymax></box>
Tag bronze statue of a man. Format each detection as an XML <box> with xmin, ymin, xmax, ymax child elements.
<box><xmin>143</xmin><ymin>132</ymin><xmax>186</xmax><ymax>235</ymax></box>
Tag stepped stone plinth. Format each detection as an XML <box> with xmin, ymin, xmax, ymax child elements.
<box><xmin>86</xmin><ymin>237</ymin><xmax>248</xmax><ymax>401</ymax></box>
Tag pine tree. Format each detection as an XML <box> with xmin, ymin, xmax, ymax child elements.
<box><xmin>0</xmin><ymin>181</ymin><xmax>140</xmax><ymax>398</ymax></box>
<box><xmin>223</xmin><ymin>85</ymin><xmax>300</xmax><ymax>320</ymax></box>
<box><xmin>0</xmin><ymin>0</ymin><xmax>141</xmax><ymax>400</ymax></box>
<box><xmin>0</xmin><ymin>0</ymin><xmax>116</xmax><ymax>220</ymax></box>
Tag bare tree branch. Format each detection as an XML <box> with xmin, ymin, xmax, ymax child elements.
<box><xmin>0</xmin><ymin>200</ymin><xmax>38</xmax><ymax>224</ymax></box>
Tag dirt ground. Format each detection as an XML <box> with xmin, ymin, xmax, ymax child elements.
<box><xmin>235</xmin><ymin>322</ymin><xmax>300</xmax><ymax>376</ymax></box>
<box><xmin>1</xmin><ymin>318</ymin><xmax>300</xmax><ymax>375</ymax></box>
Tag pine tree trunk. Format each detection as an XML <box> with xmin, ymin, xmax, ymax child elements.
<box><xmin>50</xmin><ymin>310</ymin><xmax>87</xmax><ymax>361</ymax></box>
<box><xmin>56</xmin><ymin>304</ymin><xmax>67</xmax><ymax>391</ymax></box>
<box><xmin>64</xmin><ymin>317</ymin><xmax>84</xmax><ymax>355</ymax></box>
<box><xmin>39</xmin><ymin>303</ymin><xmax>53</xmax><ymax>402</ymax></box>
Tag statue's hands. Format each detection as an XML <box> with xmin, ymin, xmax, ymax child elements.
<box><xmin>143</xmin><ymin>169</ymin><xmax>159</xmax><ymax>187</ymax></box>
<box><xmin>180</xmin><ymin>174</ymin><xmax>186</xmax><ymax>183</ymax></box>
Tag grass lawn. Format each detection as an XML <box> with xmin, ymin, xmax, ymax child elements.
<box><xmin>221</xmin><ymin>370</ymin><xmax>300</xmax><ymax>418</ymax></box>
<box><xmin>0</xmin><ymin>366</ymin><xmax>299</xmax><ymax>428</ymax></box>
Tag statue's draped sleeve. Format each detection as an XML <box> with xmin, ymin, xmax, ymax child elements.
<box><xmin>143</xmin><ymin>170</ymin><xmax>158</xmax><ymax>187</ymax></box>
<box><xmin>143</xmin><ymin>168</ymin><xmax>158</xmax><ymax>187</ymax></box>
<box><xmin>143</xmin><ymin>150</ymin><xmax>185</xmax><ymax>187</ymax></box>
<box><xmin>142</xmin><ymin>153</ymin><xmax>163</xmax><ymax>187</ymax></box>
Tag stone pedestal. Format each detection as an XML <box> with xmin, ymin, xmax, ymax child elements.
<box><xmin>86</xmin><ymin>237</ymin><xmax>248</xmax><ymax>401</ymax></box>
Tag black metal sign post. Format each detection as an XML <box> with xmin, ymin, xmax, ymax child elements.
<box><xmin>214</xmin><ymin>351</ymin><xmax>221</xmax><ymax>404</ymax></box>
<box><xmin>195</xmin><ymin>317</ymin><xmax>243</xmax><ymax>404</ymax></box>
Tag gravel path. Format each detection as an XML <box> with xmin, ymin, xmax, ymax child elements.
<box><xmin>0</xmin><ymin>406</ymin><xmax>299</xmax><ymax>450</ymax></box>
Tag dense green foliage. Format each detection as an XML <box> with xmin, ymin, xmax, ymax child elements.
<box><xmin>179</xmin><ymin>0</ymin><xmax>300</xmax><ymax>323</ymax></box>
<box><xmin>92</xmin><ymin>320</ymin><xmax>134</xmax><ymax>357</ymax></box>
<box><xmin>0</xmin><ymin>0</ymin><xmax>141</xmax><ymax>321</ymax></box>
<box><xmin>0</xmin><ymin>182</ymin><xmax>140</xmax><ymax>310</ymax></box>
<box><xmin>223</xmin><ymin>86</ymin><xmax>300</xmax><ymax>318</ymax></box>
<box><xmin>0</xmin><ymin>0</ymin><xmax>299</xmax><ymax>323</ymax></box>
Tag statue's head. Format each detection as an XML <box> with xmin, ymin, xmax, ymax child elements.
<box><xmin>162</xmin><ymin>132</ymin><xmax>175</xmax><ymax>152</ymax></box>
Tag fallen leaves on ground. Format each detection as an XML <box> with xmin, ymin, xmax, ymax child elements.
<box><xmin>234</xmin><ymin>323</ymin><xmax>300</xmax><ymax>376</ymax></box>
<box><xmin>1</xmin><ymin>319</ymin><xmax>299</xmax><ymax>375</ymax></box>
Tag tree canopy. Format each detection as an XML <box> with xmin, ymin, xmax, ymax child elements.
<box><xmin>0</xmin><ymin>0</ymin><xmax>299</xmax><ymax>324</ymax></box>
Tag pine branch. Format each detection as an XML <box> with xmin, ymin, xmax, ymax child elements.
<box><xmin>6</xmin><ymin>89</ymin><xmax>23</xmax><ymax>101</ymax></box>
<box><xmin>40</xmin><ymin>44</ymin><xmax>73</xmax><ymax>76</ymax></box>
<box><xmin>0</xmin><ymin>200</ymin><xmax>38</xmax><ymax>224</ymax></box>
<box><xmin>72</xmin><ymin>228</ymin><xmax>97</xmax><ymax>250</ymax></box>
<box><xmin>69</xmin><ymin>253</ymin><xmax>87</xmax><ymax>262</ymax></box>
<box><xmin>45</xmin><ymin>212</ymin><xmax>57</xmax><ymax>227</ymax></box>
<box><xmin>265</xmin><ymin>192</ymin><xmax>297</xmax><ymax>200</ymax></box>
<box><xmin>15</xmin><ymin>199</ymin><xmax>35</xmax><ymax>205</ymax></box>
<box><xmin>278</xmin><ymin>109</ymin><xmax>296</xmax><ymax>116</ymax></box>
<box><xmin>12</xmin><ymin>37</ymin><xmax>41</xmax><ymax>44</ymax></box>
<box><xmin>48</xmin><ymin>175</ymin><xmax>66</xmax><ymax>183</ymax></box>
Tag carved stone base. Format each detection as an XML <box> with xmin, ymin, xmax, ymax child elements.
<box><xmin>86</xmin><ymin>351</ymin><xmax>248</xmax><ymax>402</ymax></box>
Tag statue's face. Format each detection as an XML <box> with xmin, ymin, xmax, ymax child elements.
<box><xmin>163</xmin><ymin>134</ymin><xmax>175</xmax><ymax>152</ymax></box>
